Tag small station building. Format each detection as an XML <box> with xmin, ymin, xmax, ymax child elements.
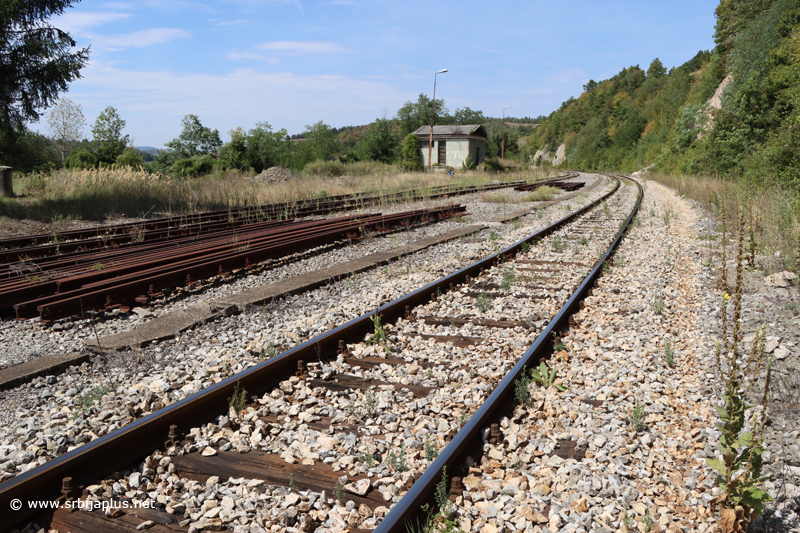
<box><xmin>412</xmin><ymin>125</ymin><xmax>487</xmax><ymax>169</ymax></box>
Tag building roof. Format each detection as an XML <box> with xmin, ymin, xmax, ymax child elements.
<box><xmin>412</xmin><ymin>125</ymin><xmax>487</xmax><ymax>138</ymax></box>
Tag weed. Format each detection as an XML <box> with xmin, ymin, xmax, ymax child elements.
<box><xmin>501</xmin><ymin>267</ymin><xmax>515</xmax><ymax>293</ymax></box>
<box><xmin>288</xmin><ymin>473</ymin><xmax>297</xmax><ymax>492</ymax></box>
<box><xmin>365</xmin><ymin>390</ymin><xmax>377</xmax><ymax>416</ymax></box>
<box><xmin>662</xmin><ymin>207</ymin><xmax>673</xmax><ymax>226</ymax></box>
<box><xmin>449</xmin><ymin>317</ymin><xmax>456</xmax><ymax>331</ymax></box>
<box><xmin>263</xmin><ymin>342</ymin><xmax>279</xmax><ymax>360</ymax></box>
<box><xmin>520</xmin><ymin>241</ymin><xmax>531</xmax><ymax>254</ymax></box>
<box><xmin>476</xmin><ymin>292</ymin><xmax>492</xmax><ymax>313</ymax></box>
<box><xmin>515</xmin><ymin>366</ymin><xmax>534</xmax><ymax>406</ymax></box>
<box><xmin>90</xmin><ymin>262</ymin><xmax>103</xmax><ymax>271</ymax></box>
<box><xmin>314</xmin><ymin>342</ymin><xmax>322</xmax><ymax>363</ymax></box>
<box><xmin>426</xmin><ymin>368</ymin><xmax>434</xmax><ymax>380</ymax></box>
<box><xmin>628</xmin><ymin>399</ymin><xmax>646</xmax><ymax>432</ymax></box>
<box><xmin>553</xmin><ymin>333</ymin><xmax>568</xmax><ymax>352</ymax></box>
<box><xmin>468</xmin><ymin>368</ymin><xmax>477</xmax><ymax>379</ymax></box>
<box><xmin>664</xmin><ymin>338</ymin><xmax>675</xmax><ymax>367</ymax></box>
<box><xmin>228</xmin><ymin>380</ymin><xmax>247</xmax><ymax>414</ymax></box>
<box><xmin>707</xmin><ymin>210</ymin><xmax>773</xmax><ymax>530</ymax></box>
<box><xmin>76</xmin><ymin>385</ymin><xmax>109</xmax><ymax>414</ymax></box>
<box><xmin>459</xmin><ymin>411</ymin><xmax>469</xmax><ymax>428</ymax></box>
<box><xmin>603</xmin><ymin>201</ymin><xmax>612</xmax><ymax>219</ymax></box>
<box><xmin>359</xmin><ymin>452</ymin><xmax>377</xmax><ymax>467</ymax></box>
<box><xmin>530</xmin><ymin>361</ymin><xmax>568</xmax><ymax>391</ymax></box>
<box><xmin>387</xmin><ymin>442</ymin><xmax>408</xmax><ymax>472</ymax></box>
<box><xmin>366</xmin><ymin>313</ymin><xmax>396</xmax><ymax>352</ymax></box>
<box><xmin>601</xmin><ymin>260</ymin><xmax>610</xmax><ymax>274</ymax></box>
<box><xmin>489</xmin><ymin>231</ymin><xmax>498</xmax><ymax>242</ymax></box>
<box><xmin>424</xmin><ymin>437</ymin><xmax>439</xmax><ymax>461</ymax></box>
<box><xmin>579</xmin><ymin>236</ymin><xmax>588</xmax><ymax>245</ymax></box>
<box><xmin>333</xmin><ymin>481</ymin><xmax>345</xmax><ymax>505</ymax></box>
<box><xmin>621</xmin><ymin>504</ymin><xmax>636</xmax><ymax>531</ymax></box>
<box><xmin>652</xmin><ymin>289</ymin><xmax>665</xmax><ymax>315</ymax></box>
<box><xmin>551</xmin><ymin>235</ymin><xmax>565</xmax><ymax>253</ymax></box>
<box><xmin>641</xmin><ymin>508</ymin><xmax>656</xmax><ymax>533</ymax></box>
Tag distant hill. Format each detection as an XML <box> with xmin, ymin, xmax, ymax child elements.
<box><xmin>135</xmin><ymin>146</ymin><xmax>160</xmax><ymax>156</ymax></box>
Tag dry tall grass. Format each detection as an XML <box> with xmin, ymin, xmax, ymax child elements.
<box><xmin>650</xmin><ymin>172</ymin><xmax>799</xmax><ymax>273</ymax></box>
<box><xmin>1</xmin><ymin>166</ymin><xmax>555</xmax><ymax>222</ymax></box>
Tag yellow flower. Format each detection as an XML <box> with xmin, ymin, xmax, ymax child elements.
<box><xmin>723</xmin><ymin>292</ymin><xmax>731</xmax><ymax>301</ymax></box>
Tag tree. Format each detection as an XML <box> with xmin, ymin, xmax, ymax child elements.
<box><xmin>165</xmin><ymin>114</ymin><xmax>222</xmax><ymax>159</ymax></box>
<box><xmin>218</xmin><ymin>126</ymin><xmax>248</xmax><ymax>171</ymax></box>
<box><xmin>452</xmin><ymin>107</ymin><xmax>486</xmax><ymax>125</ymax></box>
<box><xmin>0</xmin><ymin>0</ymin><xmax>89</xmax><ymax>163</ymax></box>
<box><xmin>246</xmin><ymin>122</ymin><xmax>288</xmax><ymax>172</ymax></box>
<box><xmin>647</xmin><ymin>58</ymin><xmax>667</xmax><ymax>79</ymax></box>
<box><xmin>303</xmin><ymin>121</ymin><xmax>338</xmax><ymax>162</ymax></box>
<box><xmin>400</xmin><ymin>133</ymin><xmax>422</xmax><ymax>171</ymax></box>
<box><xmin>46</xmin><ymin>98</ymin><xmax>85</xmax><ymax>163</ymax></box>
<box><xmin>356</xmin><ymin>119</ymin><xmax>398</xmax><ymax>163</ymax></box>
<box><xmin>395</xmin><ymin>93</ymin><xmax>448</xmax><ymax>137</ymax></box>
<box><xmin>91</xmin><ymin>106</ymin><xmax>129</xmax><ymax>163</ymax></box>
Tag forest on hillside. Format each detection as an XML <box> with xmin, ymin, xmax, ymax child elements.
<box><xmin>527</xmin><ymin>0</ymin><xmax>800</xmax><ymax>191</ymax></box>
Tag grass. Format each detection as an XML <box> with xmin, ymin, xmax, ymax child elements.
<box><xmin>650</xmin><ymin>172</ymin><xmax>799</xmax><ymax>273</ymax></box>
<box><xmin>520</xmin><ymin>185</ymin><xmax>561</xmax><ymax>202</ymax></box>
<box><xmin>1</xmin><ymin>166</ymin><xmax>558</xmax><ymax>222</ymax></box>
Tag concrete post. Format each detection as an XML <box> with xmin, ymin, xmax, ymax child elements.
<box><xmin>0</xmin><ymin>167</ymin><xmax>12</xmax><ymax>197</ymax></box>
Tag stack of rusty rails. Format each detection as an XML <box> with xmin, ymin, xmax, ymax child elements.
<box><xmin>8</xmin><ymin>205</ymin><xmax>466</xmax><ymax>321</ymax></box>
<box><xmin>514</xmin><ymin>180</ymin><xmax>584</xmax><ymax>193</ymax></box>
<box><xmin>0</xmin><ymin>179</ymin><xmax>531</xmax><ymax>261</ymax></box>
<box><xmin>0</xmin><ymin>219</ymin><xmax>300</xmax><ymax>314</ymax></box>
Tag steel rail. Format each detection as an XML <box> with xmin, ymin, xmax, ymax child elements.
<box><xmin>0</xmin><ymin>173</ymin><xmax>600</xmax><ymax>531</ymax></box>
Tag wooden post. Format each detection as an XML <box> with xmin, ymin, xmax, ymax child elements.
<box><xmin>0</xmin><ymin>166</ymin><xmax>12</xmax><ymax>197</ymax></box>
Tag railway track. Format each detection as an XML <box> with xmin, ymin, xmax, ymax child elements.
<box><xmin>0</xmin><ymin>173</ymin><xmax>641</xmax><ymax>532</ymax></box>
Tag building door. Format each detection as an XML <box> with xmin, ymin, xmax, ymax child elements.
<box><xmin>475</xmin><ymin>146</ymin><xmax>480</xmax><ymax>163</ymax></box>
<box><xmin>438</xmin><ymin>141</ymin><xmax>446</xmax><ymax>165</ymax></box>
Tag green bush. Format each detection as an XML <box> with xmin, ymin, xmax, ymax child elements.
<box><xmin>462</xmin><ymin>154</ymin><xmax>477</xmax><ymax>170</ymax></box>
<box><xmin>305</xmin><ymin>159</ymin><xmax>346</xmax><ymax>177</ymax></box>
<box><xmin>115</xmin><ymin>147</ymin><xmax>144</xmax><ymax>168</ymax></box>
<box><xmin>65</xmin><ymin>150</ymin><xmax>98</xmax><ymax>169</ymax></box>
<box><xmin>400</xmin><ymin>134</ymin><xmax>422</xmax><ymax>171</ymax></box>
<box><xmin>170</xmin><ymin>155</ymin><xmax>215</xmax><ymax>178</ymax></box>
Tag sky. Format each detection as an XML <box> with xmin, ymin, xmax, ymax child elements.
<box><xmin>40</xmin><ymin>0</ymin><xmax>719</xmax><ymax>148</ymax></box>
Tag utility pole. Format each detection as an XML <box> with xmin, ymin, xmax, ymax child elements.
<box><xmin>501</xmin><ymin>106</ymin><xmax>511</xmax><ymax>160</ymax></box>
<box><xmin>427</xmin><ymin>69</ymin><xmax>448</xmax><ymax>170</ymax></box>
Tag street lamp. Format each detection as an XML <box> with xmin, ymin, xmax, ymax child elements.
<box><xmin>501</xmin><ymin>106</ymin><xmax>511</xmax><ymax>160</ymax></box>
<box><xmin>427</xmin><ymin>68</ymin><xmax>448</xmax><ymax>171</ymax></box>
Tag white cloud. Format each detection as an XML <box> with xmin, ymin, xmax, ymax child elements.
<box><xmin>67</xmin><ymin>62</ymin><xmax>408</xmax><ymax>145</ymax></box>
<box><xmin>226</xmin><ymin>51</ymin><xmax>280</xmax><ymax>64</ymax></box>
<box><xmin>215</xmin><ymin>18</ymin><xmax>250</xmax><ymax>26</ymax></box>
<box><xmin>256</xmin><ymin>41</ymin><xmax>352</xmax><ymax>54</ymax></box>
<box><xmin>90</xmin><ymin>28</ymin><xmax>192</xmax><ymax>50</ymax></box>
<box><xmin>54</xmin><ymin>11</ymin><xmax>132</xmax><ymax>34</ymax></box>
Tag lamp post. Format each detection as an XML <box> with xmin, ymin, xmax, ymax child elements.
<box><xmin>501</xmin><ymin>106</ymin><xmax>511</xmax><ymax>160</ymax></box>
<box><xmin>427</xmin><ymin>68</ymin><xmax>448</xmax><ymax>171</ymax></box>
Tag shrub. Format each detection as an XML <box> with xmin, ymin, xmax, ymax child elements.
<box><xmin>65</xmin><ymin>150</ymin><xmax>98</xmax><ymax>169</ymax></box>
<box><xmin>171</xmin><ymin>155</ymin><xmax>215</xmax><ymax>177</ymax></box>
<box><xmin>305</xmin><ymin>159</ymin><xmax>346</xmax><ymax>177</ymax></box>
<box><xmin>462</xmin><ymin>154</ymin><xmax>477</xmax><ymax>170</ymax></box>
<box><xmin>115</xmin><ymin>147</ymin><xmax>144</xmax><ymax>168</ymax></box>
<box><xmin>400</xmin><ymin>133</ymin><xmax>422</xmax><ymax>171</ymax></box>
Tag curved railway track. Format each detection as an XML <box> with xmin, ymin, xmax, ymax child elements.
<box><xmin>0</xmin><ymin>173</ymin><xmax>641</xmax><ymax>532</ymax></box>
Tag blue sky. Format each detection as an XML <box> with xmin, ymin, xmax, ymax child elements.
<box><xmin>42</xmin><ymin>0</ymin><xmax>719</xmax><ymax>148</ymax></box>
